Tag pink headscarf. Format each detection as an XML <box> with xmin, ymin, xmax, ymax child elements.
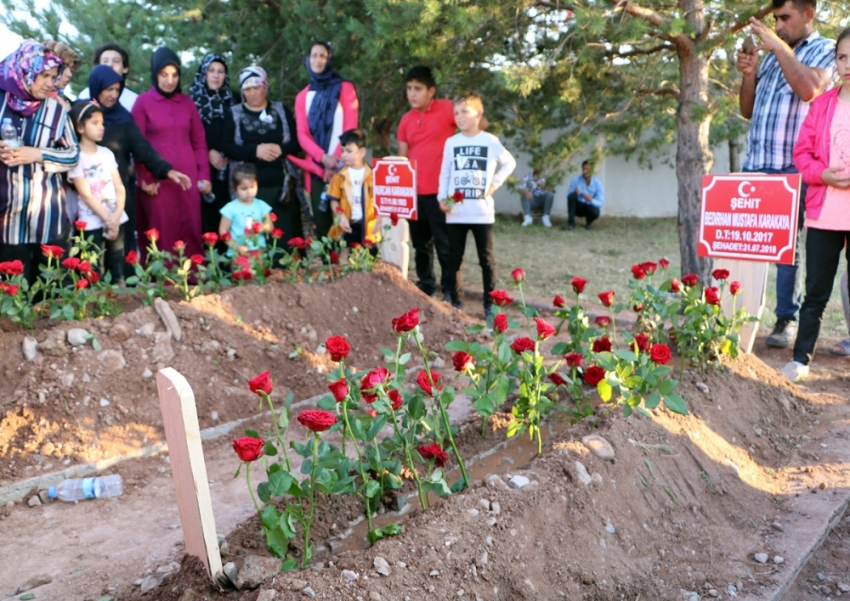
<box><xmin>0</xmin><ymin>40</ymin><xmax>64</xmax><ymax>117</ymax></box>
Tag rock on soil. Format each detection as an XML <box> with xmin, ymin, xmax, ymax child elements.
<box><xmin>22</xmin><ymin>337</ymin><xmax>38</xmax><ymax>361</ymax></box>
<box><xmin>234</xmin><ymin>555</ymin><xmax>282</xmax><ymax>590</ymax></box>
<box><xmin>154</xmin><ymin>297</ymin><xmax>183</xmax><ymax>341</ymax></box>
<box><xmin>508</xmin><ymin>475</ymin><xmax>529</xmax><ymax>489</ymax></box>
<box><xmin>581</xmin><ymin>434</ymin><xmax>615</xmax><ymax>461</ymax></box>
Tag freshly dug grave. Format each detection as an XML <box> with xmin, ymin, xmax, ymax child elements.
<box><xmin>135</xmin><ymin>351</ymin><xmax>850</xmax><ymax>601</ymax></box>
<box><xmin>0</xmin><ymin>264</ymin><xmax>478</xmax><ymax>484</ymax></box>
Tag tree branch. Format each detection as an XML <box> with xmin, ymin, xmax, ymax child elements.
<box><xmin>709</xmin><ymin>5</ymin><xmax>773</xmax><ymax>48</ymax></box>
<box><xmin>636</xmin><ymin>85</ymin><xmax>681</xmax><ymax>98</ymax></box>
<box><xmin>605</xmin><ymin>42</ymin><xmax>674</xmax><ymax>57</ymax></box>
<box><xmin>534</xmin><ymin>0</ymin><xmax>576</xmax><ymax>11</ymax></box>
<box><xmin>258</xmin><ymin>0</ymin><xmax>281</xmax><ymax>11</ymax></box>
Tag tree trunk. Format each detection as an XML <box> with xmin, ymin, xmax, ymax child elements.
<box><xmin>675</xmin><ymin>6</ymin><xmax>714</xmax><ymax>282</ymax></box>
<box><xmin>729</xmin><ymin>138</ymin><xmax>741</xmax><ymax>172</ymax></box>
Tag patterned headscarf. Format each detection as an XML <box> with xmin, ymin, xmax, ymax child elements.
<box><xmin>0</xmin><ymin>40</ymin><xmax>65</xmax><ymax>117</ymax></box>
<box><xmin>238</xmin><ymin>66</ymin><xmax>267</xmax><ymax>91</ymax></box>
<box><xmin>189</xmin><ymin>53</ymin><xmax>234</xmax><ymax>124</ymax></box>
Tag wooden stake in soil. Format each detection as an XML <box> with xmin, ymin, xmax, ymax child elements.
<box><xmin>156</xmin><ymin>368</ymin><xmax>223</xmax><ymax>581</ymax></box>
<box><xmin>379</xmin><ymin>216</ymin><xmax>410</xmax><ymax>279</ymax></box>
<box><xmin>713</xmin><ymin>257</ymin><xmax>768</xmax><ymax>354</ymax></box>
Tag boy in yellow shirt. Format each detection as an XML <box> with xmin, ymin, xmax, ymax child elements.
<box><xmin>327</xmin><ymin>129</ymin><xmax>380</xmax><ymax>247</ymax></box>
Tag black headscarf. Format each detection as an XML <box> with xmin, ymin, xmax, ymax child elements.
<box><xmin>150</xmin><ymin>47</ymin><xmax>181</xmax><ymax>99</ymax></box>
<box><xmin>305</xmin><ymin>42</ymin><xmax>344</xmax><ymax>155</ymax></box>
<box><xmin>88</xmin><ymin>65</ymin><xmax>133</xmax><ymax>125</ymax></box>
<box><xmin>189</xmin><ymin>53</ymin><xmax>234</xmax><ymax>124</ymax></box>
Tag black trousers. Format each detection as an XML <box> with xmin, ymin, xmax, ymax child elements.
<box><xmin>310</xmin><ymin>174</ymin><xmax>334</xmax><ymax>240</ymax></box>
<box><xmin>567</xmin><ymin>192</ymin><xmax>600</xmax><ymax>226</ymax></box>
<box><xmin>260</xmin><ymin>185</ymin><xmax>302</xmax><ymax>246</ymax></box>
<box><xmin>446</xmin><ymin>222</ymin><xmax>496</xmax><ymax>310</ymax></box>
<box><xmin>793</xmin><ymin>227</ymin><xmax>850</xmax><ymax>365</ymax></box>
<box><xmin>409</xmin><ymin>194</ymin><xmax>452</xmax><ymax>296</ymax></box>
<box><xmin>89</xmin><ymin>225</ymin><xmax>125</xmax><ymax>285</ymax></box>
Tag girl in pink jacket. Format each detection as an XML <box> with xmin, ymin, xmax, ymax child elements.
<box><xmin>784</xmin><ymin>27</ymin><xmax>850</xmax><ymax>382</ymax></box>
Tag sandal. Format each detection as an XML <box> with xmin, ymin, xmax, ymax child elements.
<box><xmin>828</xmin><ymin>338</ymin><xmax>850</xmax><ymax>356</ymax></box>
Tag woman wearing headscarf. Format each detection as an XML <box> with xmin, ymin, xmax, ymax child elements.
<box><xmin>43</xmin><ymin>41</ymin><xmax>80</xmax><ymax>112</ymax></box>
<box><xmin>292</xmin><ymin>42</ymin><xmax>359</xmax><ymax>239</ymax></box>
<box><xmin>131</xmin><ymin>47</ymin><xmax>210</xmax><ymax>263</ymax></box>
<box><xmin>0</xmin><ymin>40</ymin><xmax>79</xmax><ymax>283</ymax></box>
<box><xmin>87</xmin><ymin>64</ymin><xmax>191</xmax><ymax>271</ymax></box>
<box><xmin>222</xmin><ymin>66</ymin><xmax>302</xmax><ymax>243</ymax></box>
<box><xmin>189</xmin><ymin>53</ymin><xmax>236</xmax><ymax>236</ymax></box>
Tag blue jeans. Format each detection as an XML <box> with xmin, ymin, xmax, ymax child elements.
<box><xmin>743</xmin><ymin>166</ymin><xmax>806</xmax><ymax>321</ymax></box>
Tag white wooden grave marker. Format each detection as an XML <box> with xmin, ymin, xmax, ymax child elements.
<box><xmin>713</xmin><ymin>258</ymin><xmax>768</xmax><ymax>354</ymax></box>
<box><xmin>156</xmin><ymin>368</ymin><xmax>223</xmax><ymax>581</ymax></box>
<box><xmin>380</xmin><ymin>216</ymin><xmax>410</xmax><ymax>279</ymax></box>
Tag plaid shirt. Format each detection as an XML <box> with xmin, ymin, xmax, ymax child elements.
<box><xmin>517</xmin><ymin>172</ymin><xmax>543</xmax><ymax>194</ymax></box>
<box><xmin>743</xmin><ymin>32</ymin><xmax>835</xmax><ymax>172</ymax></box>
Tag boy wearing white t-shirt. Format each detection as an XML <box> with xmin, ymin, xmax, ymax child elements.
<box><xmin>327</xmin><ymin>129</ymin><xmax>379</xmax><ymax>249</ymax></box>
<box><xmin>438</xmin><ymin>92</ymin><xmax>516</xmax><ymax>316</ymax></box>
<box><xmin>67</xmin><ymin>101</ymin><xmax>128</xmax><ymax>284</ymax></box>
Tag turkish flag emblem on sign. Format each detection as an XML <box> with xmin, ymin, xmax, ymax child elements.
<box><xmin>372</xmin><ymin>158</ymin><xmax>418</xmax><ymax>221</ymax></box>
<box><xmin>698</xmin><ymin>174</ymin><xmax>801</xmax><ymax>265</ymax></box>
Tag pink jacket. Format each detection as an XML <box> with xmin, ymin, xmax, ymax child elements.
<box><xmin>793</xmin><ymin>86</ymin><xmax>840</xmax><ymax>220</ymax></box>
<box><xmin>289</xmin><ymin>81</ymin><xmax>359</xmax><ymax>193</ymax></box>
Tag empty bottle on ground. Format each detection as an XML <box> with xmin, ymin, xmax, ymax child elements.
<box><xmin>47</xmin><ymin>474</ymin><xmax>123</xmax><ymax>502</ymax></box>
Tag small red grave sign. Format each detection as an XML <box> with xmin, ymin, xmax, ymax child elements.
<box><xmin>373</xmin><ymin>158</ymin><xmax>417</xmax><ymax>220</ymax></box>
<box><xmin>698</xmin><ymin>174</ymin><xmax>800</xmax><ymax>265</ymax></box>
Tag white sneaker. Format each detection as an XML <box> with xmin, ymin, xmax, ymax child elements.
<box><xmin>521</xmin><ymin>215</ymin><xmax>533</xmax><ymax>227</ymax></box>
<box><xmin>780</xmin><ymin>361</ymin><xmax>809</xmax><ymax>383</ymax></box>
<box><xmin>542</xmin><ymin>215</ymin><xmax>552</xmax><ymax>228</ymax></box>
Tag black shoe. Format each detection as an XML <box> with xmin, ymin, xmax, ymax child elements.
<box><xmin>563</xmin><ymin>224</ymin><xmax>575</xmax><ymax>231</ymax></box>
<box><xmin>585</xmin><ymin>222</ymin><xmax>594</xmax><ymax>230</ymax></box>
<box><xmin>766</xmin><ymin>318</ymin><xmax>798</xmax><ymax>348</ymax></box>
<box><xmin>442</xmin><ymin>291</ymin><xmax>452</xmax><ymax>304</ymax></box>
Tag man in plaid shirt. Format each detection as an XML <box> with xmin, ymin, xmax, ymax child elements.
<box><xmin>737</xmin><ymin>0</ymin><xmax>835</xmax><ymax>348</ymax></box>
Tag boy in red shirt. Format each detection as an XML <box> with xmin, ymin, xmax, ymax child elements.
<box><xmin>396</xmin><ymin>66</ymin><xmax>457</xmax><ymax>301</ymax></box>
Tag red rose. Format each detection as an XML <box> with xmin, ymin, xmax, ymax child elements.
<box><xmin>235</xmin><ymin>255</ymin><xmax>251</xmax><ymax>268</ymax></box>
<box><xmin>3</xmin><ymin>283</ymin><xmax>18</xmax><ymax>296</ymax></box>
<box><xmin>548</xmin><ymin>372</ymin><xmax>569</xmax><ymax>387</ymax></box>
<box><xmin>631</xmin><ymin>264</ymin><xmax>646</xmax><ymax>280</ymax></box>
<box><xmin>511</xmin><ymin>268</ymin><xmax>525</xmax><ymax>283</ymax></box>
<box><xmin>592</xmin><ymin>336</ymin><xmax>612</xmax><ymax>353</ymax></box>
<box><xmin>361</xmin><ymin>366</ymin><xmax>390</xmax><ymax>402</ymax></box>
<box><xmin>190</xmin><ymin>254</ymin><xmax>204</xmax><ymax>266</ymax></box>
<box><xmin>712</xmin><ymin>268</ymin><xmax>730</xmax><ymax>281</ymax></box>
<box><xmin>511</xmin><ymin>337</ymin><xmax>536</xmax><ymax>354</ymax></box>
<box><xmin>392</xmin><ymin>308</ymin><xmax>420</xmax><ymax>334</ymax></box>
<box><xmin>145</xmin><ymin>228</ymin><xmax>160</xmax><ymax>242</ymax></box>
<box><xmin>220</xmin><ymin>232</ymin><xmax>232</xmax><ymax>242</ymax></box>
<box><xmin>633</xmin><ymin>303</ymin><xmax>644</xmax><ymax>312</ymax></box>
<box><xmin>365</xmin><ymin>408</ymin><xmax>378</xmax><ymax>418</ymax></box>
<box><xmin>174</xmin><ymin>240</ymin><xmax>186</xmax><ymax>251</ymax></box>
<box><xmin>659</xmin><ymin>257</ymin><xmax>670</xmax><ymax>270</ymax></box>
<box><xmin>598</xmin><ymin>291</ymin><xmax>614</xmax><ymax>307</ymax></box>
<box><xmin>564</xmin><ymin>352</ymin><xmax>583</xmax><ymax>368</ymax></box>
<box><xmin>202</xmin><ymin>232</ymin><xmax>219</xmax><ymax>246</ymax></box>
<box><xmin>0</xmin><ymin>260</ymin><xmax>24</xmax><ymax>275</ymax></box>
<box><xmin>534</xmin><ymin>317</ymin><xmax>556</xmax><ymax>340</ymax></box>
<box><xmin>452</xmin><ymin>351</ymin><xmax>474</xmax><ymax>373</ymax></box>
<box><xmin>232</xmin><ymin>436</ymin><xmax>264</xmax><ymax>462</ymax></box>
<box><xmin>232</xmin><ymin>269</ymin><xmax>253</xmax><ymax>281</ymax></box>
<box><xmin>668</xmin><ymin>327</ymin><xmax>677</xmax><ymax>345</ymax></box>
<box><xmin>349</xmin><ymin>242</ymin><xmax>361</xmax><ymax>249</ymax></box>
<box><xmin>325</xmin><ymin>335</ymin><xmax>351</xmax><ymax>362</ymax></box>
<box><xmin>306</xmin><ymin>236</ymin><xmax>314</xmax><ymax>246</ymax></box>
<box><xmin>41</xmin><ymin>244</ymin><xmax>64</xmax><ymax>259</ymax></box>
<box><xmin>649</xmin><ymin>343</ymin><xmax>672</xmax><ymax>365</ymax></box>
<box><xmin>391</xmin><ymin>213</ymin><xmax>399</xmax><ymax>226</ymax></box>
<box><xmin>417</xmin><ymin>370</ymin><xmax>443</xmax><ymax>396</ymax></box>
<box><xmin>583</xmin><ymin>365</ymin><xmax>606</xmax><ymax>386</ymax></box>
<box><xmin>74</xmin><ymin>220</ymin><xmax>87</xmax><ymax>231</ymax></box>
<box><xmin>489</xmin><ymin>289</ymin><xmax>514</xmax><ymax>307</ymax></box>
<box><xmin>78</xmin><ymin>260</ymin><xmax>92</xmax><ymax>273</ymax></box>
<box><xmin>640</xmin><ymin>261</ymin><xmax>657</xmax><ymax>276</ymax></box>
<box><xmin>595</xmin><ymin>315</ymin><xmax>610</xmax><ymax>327</ymax></box>
<box><xmin>730</xmin><ymin>280</ymin><xmax>742</xmax><ymax>295</ymax></box>
<box><xmin>288</xmin><ymin>237</ymin><xmax>306</xmax><ymax>249</ymax></box>
<box><xmin>86</xmin><ymin>271</ymin><xmax>100</xmax><ymax>284</ymax></box>
<box><xmin>388</xmin><ymin>388</ymin><xmax>403</xmax><ymax>410</ymax></box>
<box><xmin>297</xmin><ymin>409</ymin><xmax>337</xmax><ymax>432</ymax></box>
<box><xmin>682</xmin><ymin>273</ymin><xmax>699</xmax><ymax>287</ymax></box>
<box><xmin>418</xmin><ymin>443</ymin><xmax>448</xmax><ymax>467</ymax></box>
<box><xmin>553</xmin><ymin>294</ymin><xmax>566</xmax><ymax>308</ymax></box>
<box><xmin>125</xmin><ymin>250</ymin><xmax>138</xmax><ymax>266</ymax></box>
<box><xmin>249</xmin><ymin>371</ymin><xmax>273</xmax><ymax>396</ymax></box>
<box><xmin>571</xmin><ymin>277</ymin><xmax>587</xmax><ymax>294</ymax></box>
<box><xmin>61</xmin><ymin>257</ymin><xmax>81</xmax><ymax>270</ymax></box>
<box><xmin>493</xmin><ymin>313</ymin><xmax>508</xmax><ymax>333</ymax></box>
<box><xmin>75</xmin><ymin>279</ymin><xmax>89</xmax><ymax>290</ymax></box>
<box><xmin>704</xmin><ymin>286</ymin><xmax>721</xmax><ymax>306</ymax></box>
<box><xmin>328</xmin><ymin>378</ymin><xmax>349</xmax><ymax>403</ymax></box>
<box><xmin>251</xmin><ymin>222</ymin><xmax>263</xmax><ymax>234</ymax></box>
<box><xmin>669</xmin><ymin>278</ymin><xmax>680</xmax><ymax>293</ymax></box>
<box><xmin>452</xmin><ymin>190</ymin><xmax>465</xmax><ymax>203</ymax></box>
<box><xmin>271</xmin><ymin>228</ymin><xmax>284</xmax><ymax>239</ymax></box>
<box><xmin>330</xmin><ymin>250</ymin><xmax>339</xmax><ymax>265</ymax></box>
<box><xmin>633</xmin><ymin>333</ymin><xmax>650</xmax><ymax>352</ymax></box>
<box><xmin>270</xmin><ymin>212</ymin><xmax>278</xmax><ymax>222</ymax></box>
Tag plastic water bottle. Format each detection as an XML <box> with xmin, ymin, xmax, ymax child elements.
<box><xmin>217</xmin><ymin>166</ymin><xmax>227</xmax><ymax>182</ymax></box>
<box><xmin>318</xmin><ymin>186</ymin><xmax>330</xmax><ymax>213</ymax></box>
<box><xmin>199</xmin><ymin>181</ymin><xmax>216</xmax><ymax>205</ymax></box>
<box><xmin>47</xmin><ymin>474</ymin><xmax>123</xmax><ymax>502</ymax></box>
<box><xmin>1</xmin><ymin>118</ymin><xmax>18</xmax><ymax>147</ymax></box>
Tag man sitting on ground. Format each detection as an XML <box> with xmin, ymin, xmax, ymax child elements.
<box><xmin>565</xmin><ymin>160</ymin><xmax>604</xmax><ymax>230</ymax></box>
<box><xmin>518</xmin><ymin>168</ymin><xmax>554</xmax><ymax>228</ymax></box>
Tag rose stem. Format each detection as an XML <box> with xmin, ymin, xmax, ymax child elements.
<box><xmin>302</xmin><ymin>433</ymin><xmax>319</xmax><ymax>569</ymax></box>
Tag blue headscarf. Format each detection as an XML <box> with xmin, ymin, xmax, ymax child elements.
<box><xmin>305</xmin><ymin>43</ymin><xmax>343</xmax><ymax>157</ymax></box>
<box><xmin>88</xmin><ymin>65</ymin><xmax>133</xmax><ymax>125</ymax></box>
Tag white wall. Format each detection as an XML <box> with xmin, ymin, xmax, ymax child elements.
<box><xmin>493</xmin><ymin>140</ymin><xmax>735</xmax><ymax>218</ymax></box>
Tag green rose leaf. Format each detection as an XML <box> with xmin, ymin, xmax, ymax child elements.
<box><xmin>268</xmin><ymin>470</ymin><xmax>295</xmax><ymax>497</ymax></box>
<box><xmin>663</xmin><ymin>393</ymin><xmax>688</xmax><ymax>415</ymax></box>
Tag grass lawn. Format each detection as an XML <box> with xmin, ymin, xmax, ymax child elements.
<box><xmin>411</xmin><ymin>214</ymin><xmax>849</xmax><ymax>340</ymax></box>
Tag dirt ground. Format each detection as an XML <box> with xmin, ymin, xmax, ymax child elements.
<box><xmin>2</xmin><ymin>266</ymin><xmax>850</xmax><ymax>601</ymax></box>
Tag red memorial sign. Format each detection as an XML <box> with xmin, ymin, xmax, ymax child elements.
<box><xmin>698</xmin><ymin>174</ymin><xmax>801</xmax><ymax>265</ymax></box>
<box><xmin>373</xmin><ymin>158</ymin><xmax>418</xmax><ymax>220</ymax></box>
